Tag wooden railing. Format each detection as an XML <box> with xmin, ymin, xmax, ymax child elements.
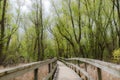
<box><xmin>0</xmin><ymin>58</ymin><xmax>57</xmax><ymax>80</ymax></box>
<box><xmin>60</xmin><ymin>58</ymin><xmax>120</xmax><ymax>80</ymax></box>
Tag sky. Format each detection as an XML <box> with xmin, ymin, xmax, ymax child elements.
<box><xmin>22</xmin><ymin>0</ymin><xmax>51</xmax><ymax>15</ymax></box>
<box><xmin>10</xmin><ymin>0</ymin><xmax>51</xmax><ymax>15</ymax></box>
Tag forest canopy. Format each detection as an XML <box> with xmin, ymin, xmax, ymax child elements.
<box><xmin>0</xmin><ymin>0</ymin><xmax>120</xmax><ymax>65</ymax></box>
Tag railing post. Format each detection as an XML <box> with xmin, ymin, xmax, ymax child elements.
<box><xmin>97</xmin><ymin>68</ymin><xmax>102</xmax><ymax>80</ymax></box>
<box><xmin>84</xmin><ymin>63</ymin><xmax>88</xmax><ymax>80</ymax></box>
<box><xmin>48</xmin><ymin>63</ymin><xmax>52</xmax><ymax>73</ymax></box>
<box><xmin>34</xmin><ymin>68</ymin><xmax>38</xmax><ymax>80</ymax></box>
<box><xmin>77</xmin><ymin>60</ymin><xmax>80</xmax><ymax>66</ymax></box>
<box><xmin>48</xmin><ymin>63</ymin><xmax>51</xmax><ymax>73</ymax></box>
<box><xmin>78</xmin><ymin>71</ymin><xmax>81</xmax><ymax>77</ymax></box>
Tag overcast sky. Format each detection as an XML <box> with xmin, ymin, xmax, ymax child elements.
<box><xmin>10</xmin><ymin>0</ymin><xmax>51</xmax><ymax>15</ymax></box>
<box><xmin>25</xmin><ymin>0</ymin><xmax>51</xmax><ymax>13</ymax></box>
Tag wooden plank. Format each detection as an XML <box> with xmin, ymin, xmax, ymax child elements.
<box><xmin>63</xmin><ymin>58</ymin><xmax>120</xmax><ymax>78</ymax></box>
<box><xmin>60</xmin><ymin>60</ymin><xmax>94</xmax><ymax>80</ymax></box>
<box><xmin>0</xmin><ymin>58</ymin><xmax>57</xmax><ymax>80</ymax></box>
<box><xmin>56</xmin><ymin>61</ymin><xmax>82</xmax><ymax>80</ymax></box>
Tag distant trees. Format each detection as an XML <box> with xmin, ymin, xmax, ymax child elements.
<box><xmin>0</xmin><ymin>0</ymin><xmax>48</xmax><ymax>65</ymax></box>
<box><xmin>51</xmin><ymin>0</ymin><xmax>120</xmax><ymax>60</ymax></box>
<box><xmin>112</xmin><ymin>0</ymin><xmax>120</xmax><ymax>47</ymax></box>
<box><xmin>30</xmin><ymin>0</ymin><xmax>46</xmax><ymax>61</ymax></box>
<box><xmin>0</xmin><ymin>0</ymin><xmax>120</xmax><ymax>65</ymax></box>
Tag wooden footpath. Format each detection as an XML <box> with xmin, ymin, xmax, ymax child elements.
<box><xmin>56</xmin><ymin>61</ymin><xmax>82</xmax><ymax>80</ymax></box>
<box><xmin>0</xmin><ymin>57</ymin><xmax>120</xmax><ymax>80</ymax></box>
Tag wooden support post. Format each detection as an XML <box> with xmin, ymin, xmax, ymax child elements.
<box><xmin>75</xmin><ymin>68</ymin><xmax>77</xmax><ymax>72</ymax></box>
<box><xmin>78</xmin><ymin>71</ymin><xmax>81</xmax><ymax>77</ymax></box>
<box><xmin>48</xmin><ymin>63</ymin><xmax>51</xmax><ymax>73</ymax></box>
<box><xmin>51</xmin><ymin>62</ymin><xmax>53</xmax><ymax>69</ymax></box>
<box><xmin>84</xmin><ymin>63</ymin><xmax>88</xmax><ymax>80</ymax></box>
<box><xmin>77</xmin><ymin>60</ymin><xmax>80</xmax><ymax>66</ymax></box>
<box><xmin>34</xmin><ymin>68</ymin><xmax>38</xmax><ymax>80</ymax></box>
<box><xmin>84</xmin><ymin>63</ymin><xmax>87</xmax><ymax>71</ymax></box>
<box><xmin>51</xmin><ymin>66</ymin><xmax>55</xmax><ymax>80</ymax></box>
<box><xmin>48</xmin><ymin>63</ymin><xmax>52</xmax><ymax>73</ymax></box>
<box><xmin>97</xmin><ymin>68</ymin><xmax>102</xmax><ymax>80</ymax></box>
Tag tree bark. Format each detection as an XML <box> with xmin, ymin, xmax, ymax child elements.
<box><xmin>40</xmin><ymin>0</ymin><xmax>44</xmax><ymax>60</ymax></box>
<box><xmin>0</xmin><ymin>0</ymin><xmax>7</xmax><ymax>64</ymax></box>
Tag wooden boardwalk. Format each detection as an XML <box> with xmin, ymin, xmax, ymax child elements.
<box><xmin>56</xmin><ymin>61</ymin><xmax>82</xmax><ymax>80</ymax></box>
<box><xmin>0</xmin><ymin>58</ymin><xmax>120</xmax><ymax>80</ymax></box>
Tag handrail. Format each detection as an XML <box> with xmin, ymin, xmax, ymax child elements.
<box><xmin>0</xmin><ymin>58</ymin><xmax>57</xmax><ymax>80</ymax></box>
<box><xmin>60</xmin><ymin>59</ymin><xmax>93</xmax><ymax>80</ymax></box>
<box><xmin>64</xmin><ymin>58</ymin><xmax>120</xmax><ymax>78</ymax></box>
<box><xmin>60</xmin><ymin>57</ymin><xmax>120</xmax><ymax>80</ymax></box>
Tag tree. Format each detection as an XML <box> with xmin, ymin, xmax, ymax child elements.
<box><xmin>50</xmin><ymin>0</ymin><xmax>118</xmax><ymax>60</ymax></box>
<box><xmin>30</xmin><ymin>0</ymin><xmax>45</xmax><ymax>61</ymax></box>
<box><xmin>0</xmin><ymin>0</ymin><xmax>7</xmax><ymax>64</ymax></box>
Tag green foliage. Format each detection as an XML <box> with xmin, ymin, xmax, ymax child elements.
<box><xmin>113</xmin><ymin>49</ymin><xmax>120</xmax><ymax>61</ymax></box>
<box><xmin>1</xmin><ymin>0</ymin><xmax>120</xmax><ymax>65</ymax></box>
<box><xmin>44</xmin><ymin>39</ymin><xmax>57</xmax><ymax>59</ymax></box>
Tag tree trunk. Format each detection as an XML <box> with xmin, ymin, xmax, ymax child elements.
<box><xmin>0</xmin><ymin>0</ymin><xmax>7</xmax><ymax>64</ymax></box>
<box><xmin>40</xmin><ymin>0</ymin><xmax>44</xmax><ymax>60</ymax></box>
<box><xmin>37</xmin><ymin>36</ymin><xmax>41</xmax><ymax>61</ymax></box>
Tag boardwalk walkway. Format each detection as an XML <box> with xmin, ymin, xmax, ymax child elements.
<box><xmin>56</xmin><ymin>61</ymin><xmax>82</xmax><ymax>80</ymax></box>
<box><xmin>1</xmin><ymin>58</ymin><xmax>120</xmax><ymax>80</ymax></box>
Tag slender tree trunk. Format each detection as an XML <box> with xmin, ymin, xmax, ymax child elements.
<box><xmin>37</xmin><ymin>36</ymin><xmax>41</xmax><ymax>61</ymax></box>
<box><xmin>40</xmin><ymin>0</ymin><xmax>44</xmax><ymax>60</ymax></box>
<box><xmin>33</xmin><ymin>38</ymin><xmax>37</xmax><ymax>60</ymax></box>
<box><xmin>6</xmin><ymin>35</ymin><xmax>11</xmax><ymax>50</ymax></box>
<box><xmin>56</xmin><ymin>38</ymin><xmax>60</xmax><ymax>57</ymax></box>
<box><xmin>0</xmin><ymin>0</ymin><xmax>7</xmax><ymax>64</ymax></box>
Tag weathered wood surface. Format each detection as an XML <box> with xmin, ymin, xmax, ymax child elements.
<box><xmin>63</xmin><ymin>58</ymin><xmax>120</xmax><ymax>78</ymax></box>
<box><xmin>56</xmin><ymin>61</ymin><xmax>82</xmax><ymax>80</ymax></box>
<box><xmin>0</xmin><ymin>58</ymin><xmax>57</xmax><ymax>80</ymax></box>
<box><xmin>43</xmin><ymin>64</ymin><xmax>57</xmax><ymax>80</ymax></box>
<box><xmin>61</xmin><ymin>60</ymin><xmax>94</xmax><ymax>80</ymax></box>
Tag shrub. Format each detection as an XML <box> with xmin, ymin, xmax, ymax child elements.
<box><xmin>113</xmin><ymin>48</ymin><xmax>120</xmax><ymax>63</ymax></box>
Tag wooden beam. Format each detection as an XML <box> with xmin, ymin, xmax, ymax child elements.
<box><xmin>0</xmin><ymin>58</ymin><xmax>57</xmax><ymax>80</ymax></box>
<box><xmin>64</xmin><ymin>58</ymin><xmax>120</xmax><ymax>78</ymax></box>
